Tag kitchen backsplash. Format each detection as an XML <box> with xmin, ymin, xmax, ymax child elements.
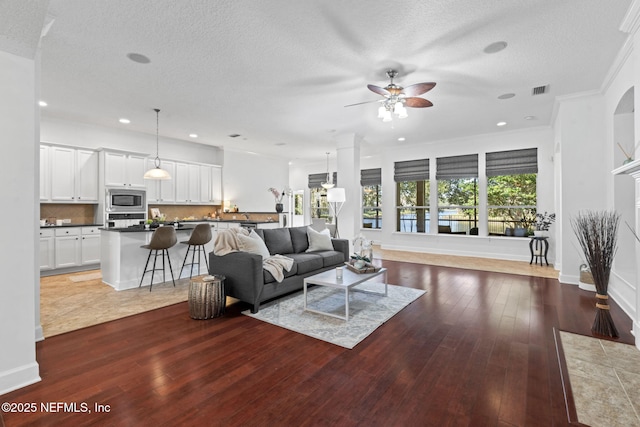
<box><xmin>148</xmin><ymin>204</ymin><xmax>221</xmax><ymax>220</ymax></box>
<box><xmin>40</xmin><ymin>204</ymin><xmax>96</xmax><ymax>224</ymax></box>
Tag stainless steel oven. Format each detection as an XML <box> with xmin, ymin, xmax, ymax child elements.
<box><xmin>105</xmin><ymin>188</ymin><xmax>146</xmax><ymax>213</ymax></box>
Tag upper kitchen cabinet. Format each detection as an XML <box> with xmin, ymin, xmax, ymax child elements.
<box><xmin>102</xmin><ymin>151</ymin><xmax>147</xmax><ymax>188</ymax></box>
<box><xmin>41</xmin><ymin>144</ymin><xmax>99</xmax><ymax>203</ymax></box>
<box><xmin>201</xmin><ymin>165</ymin><xmax>222</xmax><ymax>204</ymax></box>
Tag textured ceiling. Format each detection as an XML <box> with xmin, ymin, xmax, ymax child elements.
<box><xmin>34</xmin><ymin>0</ymin><xmax>632</xmax><ymax>163</ymax></box>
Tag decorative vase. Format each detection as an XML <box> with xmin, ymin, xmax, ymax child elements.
<box><xmin>275</xmin><ymin>203</ymin><xmax>283</xmax><ymax>213</ymax></box>
<box><xmin>534</xmin><ymin>230</ymin><xmax>544</xmax><ymax>237</ymax></box>
<box><xmin>514</xmin><ymin>227</ymin><xmax>527</xmax><ymax>237</ymax></box>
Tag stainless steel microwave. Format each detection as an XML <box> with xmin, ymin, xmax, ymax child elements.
<box><xmin>105</xmin><ymin>188</ymin><xmax>146</xmax><ymax>213</ymax></box>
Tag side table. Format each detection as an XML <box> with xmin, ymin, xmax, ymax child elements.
<box><xmin>529</xmin><ymin>236</ymin><xmax>549</xmax><ymax>266</ymax></box>
<box><xmin>188</xmin><ymin>275</ymin><xmax>226</xmax><ymax>319</ymax></box>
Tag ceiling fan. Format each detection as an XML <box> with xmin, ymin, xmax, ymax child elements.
<box><xmin>345</xmin><ymin>69</ymin><xmax>436</xmax><ymax>121</ymax></box>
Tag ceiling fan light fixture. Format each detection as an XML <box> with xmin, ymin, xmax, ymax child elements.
<box><xmin>377</xmin><ymin>106</ymin><xmax>386</xmax><ymax>118</ymax></box>
<box><xmin>382</xmin><ymin>110</ymin><xmax>392</xmax><ymax>122</ymax></box>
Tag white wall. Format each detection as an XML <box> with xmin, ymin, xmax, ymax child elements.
<box><xmin>0</xmin><ymin>50</ymin><xmax>41</xmax><ymax>395</ymax></box>
<box><xmin>223</xmin><ymin>149</ymin><xmax>290</xmax><ymax>213</ymax></box>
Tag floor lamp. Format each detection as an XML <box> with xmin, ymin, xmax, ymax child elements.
<box><xmin>327</xmin><ymin>188</ymin><xmax>346</xmax><ymax>238</ymax></box>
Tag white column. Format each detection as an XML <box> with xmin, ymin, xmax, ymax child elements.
<box><xmin>334</xmin><ymin>133</ymin><xmax>361</xmax><ymax>245</ymax></box>
<box><xmin>0</xmin><ymin>50</ymin><xmax>41</xmax><ymax>393</ymax></box>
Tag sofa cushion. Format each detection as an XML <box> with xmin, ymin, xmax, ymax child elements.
<box><xmin>287</xmin><ymin>253</ymin><xmax>323</xmax><ymax>274</ymax></box>
<box><xmin>311</xmin><ymin>250</ymin><xmax>346</xmax><ymax>268</ymax></box>
<box><xmin>306</xmin><ymin>227</ymin><xmax>333</xmax><ymax>252</ymax></box>
<box><xmin>237</xmin><ymin>231</ymin><xmax>270</xmax><ymax>259</ymax></box>
<box><xmin>263</xmin><ymin>228</ymin><xmax>294</xmax><ymax>255</ymax></box>
<box><xmin>289</xmin><ymin>226</ymin><xmax>309</xmax><ymax>253</ymax></box>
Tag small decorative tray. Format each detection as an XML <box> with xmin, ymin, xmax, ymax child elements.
<box><xmin>345</xmin><ymin>261</ymin><xmax>381</xmax><ymax>274</ymax></box>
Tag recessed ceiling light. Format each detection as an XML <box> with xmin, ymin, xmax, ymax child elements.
<box><xmin>275</xmin><ymin>142</ymin><xmax>286</xmax><ymax>146</ymax></box>
<box><xmin>497</xmin><ymin>93</ymin><xmax>515</xmax><ymax>100</ymax></box>
<box><xmin>496</xmin><ymin>121</ymin><xmax>507</xmax><ymax>127</ymax></box>
<box><xmin>38</xmin><ymin>100</ymin><xmax>47</xmax><ymax>107</ymax></box>
<box><xmin>398</xmin><ymin>137</ymin><xmax>405</xmax><ymax>141</ymax></box>
<box><xmin>126</xmin><ymin>53</ymin><xmax>151</xmax><ymax>64</ymax></box>
<box><xmin>524</xmin><ymin>115</ymin><xmax>537</xmax><ymax>121</ymax></box>
<box><xmin>119</xmin><ymin>118</ymin><xmax>130</xmax><ymax>124</ymax></box>
<box><xmin>228</xmin><ymin>134</ymin><xmax>241</xmax><ymax>138</ymax></box>
<box><xmin>189</xmin><ymin>133</ymin><xmax>198</xmax><ymax>138</ymax></box>
<box><xmin>484</xmin><ymin>41</ymin><xmax>508</xmax><ymax>54</ymax></box>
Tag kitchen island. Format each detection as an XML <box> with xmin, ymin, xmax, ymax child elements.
<box><xmin>101</xmin><ymin>220</ymin><xmax>282</xmax><ymax>290</ymax></box>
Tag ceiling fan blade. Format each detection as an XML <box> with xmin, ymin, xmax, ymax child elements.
<box><xmin>344</xmin><ymin>99</ymin><xmax>383</xmax><ymax>107</ymax></box>
<box><xmin>367</xmin><ymin>84</ymin><xmax>390</xmax><ymax>96</ymax></box>
<box><xmin>404</xmin><ymin>97</ymin><xmax>433</xmax><ymax>108</ymax></box>
<box><xmin>402</xmin><ymin>82</ymin><xmax>436</xmax><ymax>97</ymax></box>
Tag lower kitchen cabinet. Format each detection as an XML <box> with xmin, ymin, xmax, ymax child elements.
<box><xmin>55</xmin><ymin>228</ymin><xmax>81</xmax><ymax>268</ymax></box>
<box><xmin>81</xmin><ymin>227</ymin><xmax>101</xmax><ymax>265</ymax></box>
<box><xmin>39</xmin><ymin>229</ymin><xmax>55</xmax><ymax>270</ymax></box>
<box><xmin>41</xmin><ymin>226</ymin><xmax>101</xmax><ymax>272</ymax></box>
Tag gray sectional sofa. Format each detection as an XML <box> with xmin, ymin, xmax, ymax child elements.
<box><xmin>208</xmin><ymin>226</ymin><xmax>349</xmax><ymax>313</ymax></box>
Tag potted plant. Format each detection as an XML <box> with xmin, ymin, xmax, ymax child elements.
<box><xmin>516</xmin><ymin>211</ymin><xmax>537</xmax><ymax>237</ymax></box>
<box><xmin>534</xmin><ymin>211</ymin><xmax>556</xmax><ymax>237</ymax></box>
<box><xmin>268</xmin><ymin>187</ymin><xmax>285</xmax><ymax>213</ymax></box>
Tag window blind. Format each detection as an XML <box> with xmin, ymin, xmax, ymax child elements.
<box><xmin>308</xmin><ymin>172</ymin><xmax>337</xmax><ymax>189</ymax></box>
<box><xmin>360</xmin><ymin>168</ymin><xmax>381</xmax><ymax>186</ymax></box>
<box><xmin>486</xmin><ymin>148</ymin><xmax>538</xmax><ymax>177</ymax></box>
<box><xmin>394</xmin><ymin>159</ymin><xmax>429</xmax><ymax>182</ymax></box>
<box><xmin>436</xmin><ymin>154</ymin><xmax>478</xmax><ymax>179</ymax></box>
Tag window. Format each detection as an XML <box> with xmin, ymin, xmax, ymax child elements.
<box><xmin>361</xmin><ymin>168</ymin><xmax>382</xmax><ymax>229</ymax></box>
<box><xmin>308</xmin><ymin>172</ymin><xmax>337</xmax><ymax>221</ymax></box>
<box><xmin>486</xmin><ymin>148</ymin><xmax>538</xmax><ymax>236</ymax></box>
<box><xmin>436</xmin><ymin>154</ymin><xmax>479</xmax><ymax>235</ymax></box>
<box><xmin>394</xmin><ymin>159</ymin><xmax>429</xmax><ymax>233</ymax></box>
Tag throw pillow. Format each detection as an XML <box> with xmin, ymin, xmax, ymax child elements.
<box><xmin>238</xmin><ymin>232</ymin><xmax>271</xmax><ymax>259</ymax></box>
<box><xmin>306</xmin><ymin>226</ymin><xmax>333</xmax><ymax>252</ymax></box>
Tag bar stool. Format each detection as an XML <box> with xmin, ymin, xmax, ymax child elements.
<box><xmin>139</xmin><ymin>226</ymin><xmax>178</xmax><ymax>291</ymax></box>
<box><xmin>179</xmin><ymin>223</ymin><xmax>213</xmax><ymax>278</ymax></box>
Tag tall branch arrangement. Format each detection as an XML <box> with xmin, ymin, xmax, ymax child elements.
<box><xmin>571</xmin><ymin>210</ymin><xmax>620</xmax><ymax>337</ymax></box>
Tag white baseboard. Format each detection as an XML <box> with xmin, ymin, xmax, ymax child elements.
<box><xmin>0</xmin><ymin>362</ymin><xmax>40</xmax><ymax>396</ymax></box>
<box><xmin>35</xmin><ymin>324</ymin><xmax>44</xmax><ymax>342</ymax></box>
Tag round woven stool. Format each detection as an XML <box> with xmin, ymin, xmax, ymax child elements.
<box><xmin>188</xmin><ymin>275</ymin><xmax>226</xmax><ymax>319</ymax></box>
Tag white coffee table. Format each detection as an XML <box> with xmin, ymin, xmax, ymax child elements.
<box><xmin>303</xmin><ymin>267</ymin><xmax>387</xmax><ymax>321</ymax></box>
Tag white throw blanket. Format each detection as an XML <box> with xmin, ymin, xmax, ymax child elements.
<box><xmin>213</xmin><ymin>228</ymin><xmax>293</xmax><ymax>282</ymax></box>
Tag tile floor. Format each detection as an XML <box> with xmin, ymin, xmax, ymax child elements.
<box><xmin>560</xmin><ymin>331</ymin><xmax>640</xmax><ymax>427</ymax></box>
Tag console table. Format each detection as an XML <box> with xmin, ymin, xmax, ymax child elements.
<box><xmin>529</xmin><ymin>236</ymin><xmax>549</xmax><ymax>266</ymax></box>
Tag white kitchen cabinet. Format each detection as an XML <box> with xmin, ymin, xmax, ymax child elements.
<box><xmin>44</xmin><ymin>145</ymin><xmax>99</xmax><ymax>203</ymax></box>
<box><xmin>76</xmin><ymin>150</ymin><xmax>99</xmax><ymax>202</ymax></box>
<box><xmin>188</xmin><ymin>164</ymin><xmax>201</xmax><ymax>203</ymax></box>
<box><xmin>81</xmin><ymin>227</ymin><xmax>101</xmax><ymax>265</ymax></box>
<box><xmin>146</xmin><ymin>159</ymin><xmax>176</xmax><ymax>203</ymax></box>
<box><xmin>40</xmin><ymin>145</ymin><xmax>50</xmax><ymax>201</ymax></box>
<box><xmin>39</xmin><ymin>229</ymin><xmax>55</xmax><ymax>270</ymax></box>
<box><xmin>175</xmin><ymin>162</ymin><xmax>189</xmax><ymax>203</ymax></box>
<box><xmin>200</xmin><ymin>165</ymin><xmax>222</xmax><ymax>204</ymax></box>
<box><xmin>50</xmin><ymin>146</ymin><xmax>76</xmax><ymax>201</ymax></box>
<box><xmin>103</xmin><ymin>151</ymin><xmax>147</xmax><ymax>188</ymax></box>
<box><xmin>54</xmin><ymin>228</ymin><xmax>81</xmax><ymax>268</ymax></box>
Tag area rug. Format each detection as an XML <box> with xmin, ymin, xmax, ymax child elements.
<box><xmin>558</xmin><ymin>331</ymin><xmax>640</xmax><ymax>427</ymax></box>
<box><xmin>243</xmin><ymin>283</ymin><xmax>425</xmax><ymax>349</ymax></box>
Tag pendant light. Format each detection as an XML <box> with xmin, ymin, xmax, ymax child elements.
<box><xmin>144</xmin><ymin>108</ymin><xmax>171</xmax><ymax>180</ymax></box>
<box><xmin>321</xmin><ymin>152</ymin><xmax>334</xmax><ymax>189</ymax></box>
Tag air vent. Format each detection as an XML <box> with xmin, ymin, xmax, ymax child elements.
<box><xmin>531</xmin><ymin>85</ymin><xmax>549</xmax><ymax>96</ymax></box>
<box><xmin>228</xmin><ymin>133</ymin><xmax>241</xmax><ymax>138</ymax></box>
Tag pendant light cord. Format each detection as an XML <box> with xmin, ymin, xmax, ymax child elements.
<box><xmin>154</xmin><ymin>108</ymin><xmax>161</xmax><ymax>168</ymax></box>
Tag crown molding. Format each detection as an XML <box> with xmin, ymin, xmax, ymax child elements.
<box><xmin>620</xmin><ymin>0</ymin><xmax>640</xmax><ymax>34</ymax></box>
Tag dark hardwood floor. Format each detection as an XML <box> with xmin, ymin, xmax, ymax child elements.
<box><xmin>2</xmin><ymin>260</ymin><xmax>633</xmax><ymax>427</ymax></box>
